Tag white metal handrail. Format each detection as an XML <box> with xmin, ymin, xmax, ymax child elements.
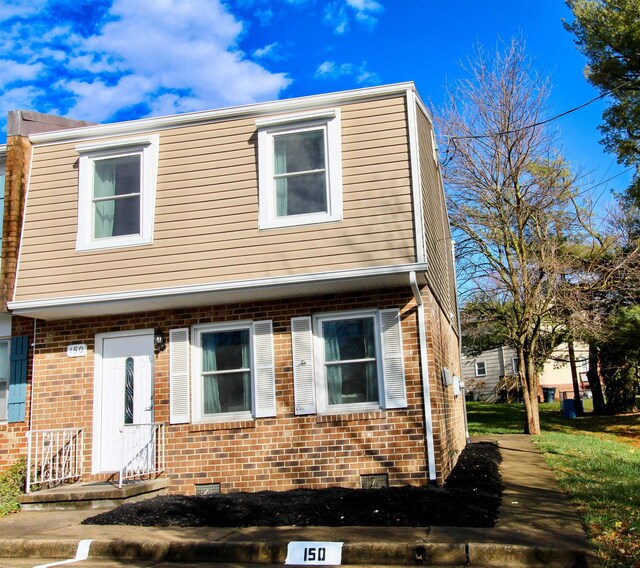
<box><xmin>118</xmin><ymin>423</ymin><xmax>165</xmax><ymax>488</ymax></box>
<box><xmin>25</xmin><ymin>429</ymin><xmax>84</xmax><ymax>494</ymax></box>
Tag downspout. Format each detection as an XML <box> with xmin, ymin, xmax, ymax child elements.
<box><xmin>410</xmin><ymin>271</ymin><xmax>437</xmax><ymax>483</ymax></box>
<box><xmin>451</xmin><ymin>241</ymin><xmax>470</xmax><ymax>442</ymax></box>
<box><xmin>28</xmin><ymin>318</ymin><xmax>36</xmax><ymax>431</ymax></box>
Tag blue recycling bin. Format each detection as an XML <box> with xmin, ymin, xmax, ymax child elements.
<box><xmin>542</xmin><ymin>387</ymin><xmax>556</xmax><ymax>403</ymax></box>
<box><xmin>561</xmin><ymin>398</ymin><xmax>580</xmax><ymax>418</ymax></box>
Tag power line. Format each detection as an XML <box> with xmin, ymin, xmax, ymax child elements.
<box><xmin>446</xmin><ymin>78</ymin><xmax>635</xmax><ymax>142</ymax></box>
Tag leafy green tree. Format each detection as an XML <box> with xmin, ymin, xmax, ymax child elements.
<box><xmin>564</xmin><ymin>0</ymin><xmax>640</xmax><ymax>199</ymax></box>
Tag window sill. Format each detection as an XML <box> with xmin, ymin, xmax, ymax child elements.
<box><xmin>316</xmin><ymin>410</ymin><xmax>385</xmax><ymax>424</ymax></box>
<box><xmin>189</xmin><ymin>420</ymin><xmax>255</xmax><ymax>432</ymax></box>
<box><xmin>259</xmin><ymin>212</ymin><xmax>342</xmax><ymax>231</ymax></box>
<box><xmin>76</xmin><ymin>235</ymin><xmax>153</xmax><ymax>252</ymax></box>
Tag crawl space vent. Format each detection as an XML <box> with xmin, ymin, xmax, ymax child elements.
<box><xmin>195</xmin><ymin>483</ymin><xmax>221</xmax><ymax>496</ymax></box>
<box><xmin>360</xmin><ymin>474</ymin><xmax>389</xmax><ymax>489</ymax></box>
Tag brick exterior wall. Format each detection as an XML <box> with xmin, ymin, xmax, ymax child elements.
<box><xmin>21</xmin><ymin>286</ymin><xmax>466</xmax><ymax>493</ymax></box>
<box><xmin>0</xmin><ymin>316</ymin><xmax>35</xmax><ymax>470</ymax></box>
<box><xmin>1</xmin><ymin>136</ymin><xmax>31</xmax><ymax>309</ymax></box>
<box><xmin>0</xmin><ymin>134</ymin><xmax>33</xmax><ymax>471</ymax></box>
<box><xmin>424</xmin><ymin>292</ymin><xmax>467</xmax><ymax>484</ymax></box>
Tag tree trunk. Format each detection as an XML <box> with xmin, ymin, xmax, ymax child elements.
<box><xmin>568</xmin><ymin>340</ymin><xmax>583</xmax><ymax>416</ymax></box>
<box><xmin>587</xmin><ymin>343</ymin><xmax>606</xmax><ymax>414</ymax></box>
<box><xmin>519</xmin><ymin>348</ymin><xmax>541</xmax><ymax>434</ymax></box>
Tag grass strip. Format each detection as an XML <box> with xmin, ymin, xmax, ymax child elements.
<box><xmin>467</xmin><ymin>402</ymin><xmax>640</xmax><ymax>568</ymax></box>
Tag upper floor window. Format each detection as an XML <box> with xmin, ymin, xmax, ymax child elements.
<box><xmin>257</xmin><ymin>110</ymin><xmax>342</xmax><ymax>230</ymax></box>
<box><xmin>475</xmin><ymin>361</ymin><xmax>487</xmax><ymax>377</ymax></box>
<box><xmin>76</xmin><ymin>136</ymin><xmax>159</xmax><ymax>251</ymax></box>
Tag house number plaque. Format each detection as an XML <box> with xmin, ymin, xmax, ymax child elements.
<box><xmin>66</xmin><ymin>344</ymin><xmax>88</xmax><ymax>357</ymax></box>
<box><xmin>285</xmin><ymin>541</ymin><xmax>343</xmax><ymax>565</ymax></box>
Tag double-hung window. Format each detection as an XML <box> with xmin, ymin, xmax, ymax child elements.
<box><xmin>292</xmin><ymin>309</ymin><xmax>407</xmax><ymax>415</ymax></box>
<box><xmin>317</xmin><ymin>313</ymin><xmax>380</xmax><ymax>410</ymax></box>
<box><xmin>76</xmin><ymin>136</ymin><xmax>159</xmax><ymax>251</ymax></box>
<box><xmin>475</xmin><ymin>361</ymin><xmax>487</xmax><ymax>377</ymax></box>
<box><xmin>189</xmin><ymin>321</ymin><xmax>276</xmax><ymax>424</ymax></box>
<box><xmin>257</xmin><ymin>110</ymin><xmax>342</xmax><ymax>229</ymax></box>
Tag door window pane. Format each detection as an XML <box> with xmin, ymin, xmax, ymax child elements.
<box><xmin>201</xmin><ymin>330</ymin><xmax>251</xmax><ymax>415</ymax></box>
<box><xmin>124</xmin><ymin>357</ymin><xmax>134</xmax><ymax>425</ymax></box>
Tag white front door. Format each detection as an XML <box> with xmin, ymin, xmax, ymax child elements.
<box><xmin>95</xmin><ymin>331</ymin><xmax>154</xmax><ymax>473</ymax></box>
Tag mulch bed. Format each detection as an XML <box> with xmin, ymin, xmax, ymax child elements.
<box><xmin>83</xmin><ymin>442</ymin><xmax>502</xmax><ymax>528</ymax></box>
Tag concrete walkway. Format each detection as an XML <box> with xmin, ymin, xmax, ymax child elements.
<box><xmin>0</xmin><ymin>435</ymin><xmax>598</xmax><ymax>567</ymax></box>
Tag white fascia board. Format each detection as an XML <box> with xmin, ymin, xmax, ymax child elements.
<box><xmin>29</xmin><ymin>82</ymin><xmax>416</xmax><ymax>146</ymax></box>
<box><xmin>0</xmin><ymin>145</ymin><xmax>6</xmax><ymax>156</ymax></box>
<box><xmin>9</xmin><ymin>262</ymin><xmax>427</xmax><ymax>313</ymax></box>
<box><xmin>406</xmin><ymin>88</ymin><xmax>426</xmax><ymax>265</ymax></box>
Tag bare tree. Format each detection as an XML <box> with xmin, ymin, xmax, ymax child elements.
<box><xmin>436</xmin><ymin>39</ymin><xmax>596</xmax><ymax>434</ymax></box>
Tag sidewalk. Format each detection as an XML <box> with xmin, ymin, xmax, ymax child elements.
<box><xmin>0</xmin><ymin>435</ymin><xmax>598</xmax><ymax>567</ymax></box>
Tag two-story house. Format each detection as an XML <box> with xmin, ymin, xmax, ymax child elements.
<box><xmin>3</xmin><ymin>83</ymin><xmax>466</xmax><ymax>499</ymax></box>
<box><xmin>0</xmin><ymin>111</ymin><xmax>92</xmax><ymax>472</ymax></box>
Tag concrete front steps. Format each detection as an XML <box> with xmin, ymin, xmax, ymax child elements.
<box><xmin>18</xmin><ymin>477</ymin><xmax>170</xmax><ymax>510</ymax></box>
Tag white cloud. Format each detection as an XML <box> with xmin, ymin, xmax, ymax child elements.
<box><xmin>324</xmin><ymin>0</ymin><xmax>383</xmax><ymax>34</ymax></box>
<box><xmin>0</xmin><ymin>0</ymin><xmax>291</xmax><ymax>128</ymax></box>
<box><xmin>69</xmin><ymin>0</ymin><xmax>289</xmax><ymax>117</ymax></box>
<box><xmin>253</xmin><ymin>42</ymin><xmax>283</xmax><ymax>60</ymax></box>
<box><xmin>0</xmin><ymin>60</ymin><xmax>44</xmax><ymax>88</ymax></box>
<box><xmin>0</xmin><ymin>0</ymin><xmax>47</xmax><ymax>21</ymax></box>
<box><xmin>315</xmin><ymin>60</ymin><xmax>380</xmax><ymax>85</ymax></box>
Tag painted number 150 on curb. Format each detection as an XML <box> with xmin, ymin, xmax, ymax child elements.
<box><xmin>285</xmin><ymin>541</ymin><xmax>343</xmax><ymax>565</ymax></box>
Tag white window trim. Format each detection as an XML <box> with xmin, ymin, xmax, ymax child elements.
<box><xmin>313</xmin><ymin>309</ymin><xmax>383</xmax><ymax>415</ymax></box>
<box><xmin>191</xmin><ymin>321</ymin><xmax>255</xmax><ymax>424</ymax></box>
<box><xmin>76</xmin><ymin>135</ymin><xmax>159</xmax><ymax>251</ymax></box>
<box><xmin>475</xmin><ymin>361</ymin><xmax>487</xmax><ymax>377</ymax></box>
<box><xmin>257</xmin><ymin>109</ymin><xmax>342</xmax><ymax>230</ymax></box>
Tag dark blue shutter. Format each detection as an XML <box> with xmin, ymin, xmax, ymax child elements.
<box><xmin>8</xmin><ymin>336</ymin><xmax>29</xmax><ymax>423</ymax></box>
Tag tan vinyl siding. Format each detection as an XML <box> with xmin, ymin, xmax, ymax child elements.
<box><xmin>16</xmin><ymin>95</ymin><xmax>416</xmax><ymax>301</ymax></box>
<box><xmin>416</xmin><ymin>105</ymin><xmax>457</xmax><ymax>320</ymax></box>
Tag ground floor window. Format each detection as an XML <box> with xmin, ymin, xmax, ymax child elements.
<box><xmin>291</xmin><ymin>308</ymin><xmax>406</xmax><ymax>415</ymax></box>
<box><xmin>317</xmin><ymin>313</ymin><xmax>380</xmax><ymax>409</ymax></box>
<box><xmin>201</xmin><ymin>328</ymin><xmax>251</xmax><ymax>415</ymax></box>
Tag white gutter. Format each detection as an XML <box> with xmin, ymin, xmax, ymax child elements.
<box><xmin>410</xmin><ymin>271</ymin><xmax>437</xmax><ymax>483</ymax></box>
<box><xmin>9</xmin><ymin>262</ymin><xmax>427</xmax><ymax>314</ymax></box>
<box><xmin>29</xmin><ymin>82</ymin><xmax>416</xmax><ymax>146</ymax></box>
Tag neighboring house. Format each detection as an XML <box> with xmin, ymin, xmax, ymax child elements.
<box><xmin>0</xmin><ymin>112</ymin><xmax>94</xmax><ymax>471</ymax></box>
<box><xmin>2</xmin><ymin>83</ymin><xmax>466</xmax><ymax>497</ymax></box>
<box><xmin>462</xmin><ymin>343</ymin><xmax>590</xmax><ymax>402</ymax></box>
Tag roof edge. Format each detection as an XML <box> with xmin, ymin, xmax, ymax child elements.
<box><xmin>29</xmin><ymin>82</ymin><xmax>416</xmax><ymax>145</ymax></box>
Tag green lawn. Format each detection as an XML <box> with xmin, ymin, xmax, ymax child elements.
<box><xmin>467</xmin><ymin>402</ymin><xmax>640</xmax><ymax>568</ymax></box>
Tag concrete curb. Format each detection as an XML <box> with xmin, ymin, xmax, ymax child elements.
<box><xmin>0</xmin><ymin>538</ymin><xmax>598</xmax><ymax>567</ymax></box>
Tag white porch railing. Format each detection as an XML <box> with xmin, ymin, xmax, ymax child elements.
<box><xmin>118</xmin><ymin>423</ymin><xmax>165</xmax><ymax>488</ymax></box>
<box><xmin>25</xmin><ymin>429</ymin><xmax>84</xmax><ymax>494</ymax></box>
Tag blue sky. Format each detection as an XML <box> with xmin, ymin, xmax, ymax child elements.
<box><xmin>0</xmin><ymin>0</ymin><xmax>632</xmax><ymax>196</ymax></box>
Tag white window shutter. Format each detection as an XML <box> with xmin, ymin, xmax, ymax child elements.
<box><xmin>380</xmin><ymin>309</ymin><xmax>407</xmax><ymax>409</ymax></box>
<box><xmin>253</xmin><ymin>320</ymin><xmax>277</xmax><ymax>418</ymax></box>
<box><xmin>169</xmin><ymin>328</ymin><xmax>190</xmax><ymax>424</ymax></box>
<box><xmin>291</xmin><ymin>316</ymin><xmax>316</xmax><ymax>415</ymax></box>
